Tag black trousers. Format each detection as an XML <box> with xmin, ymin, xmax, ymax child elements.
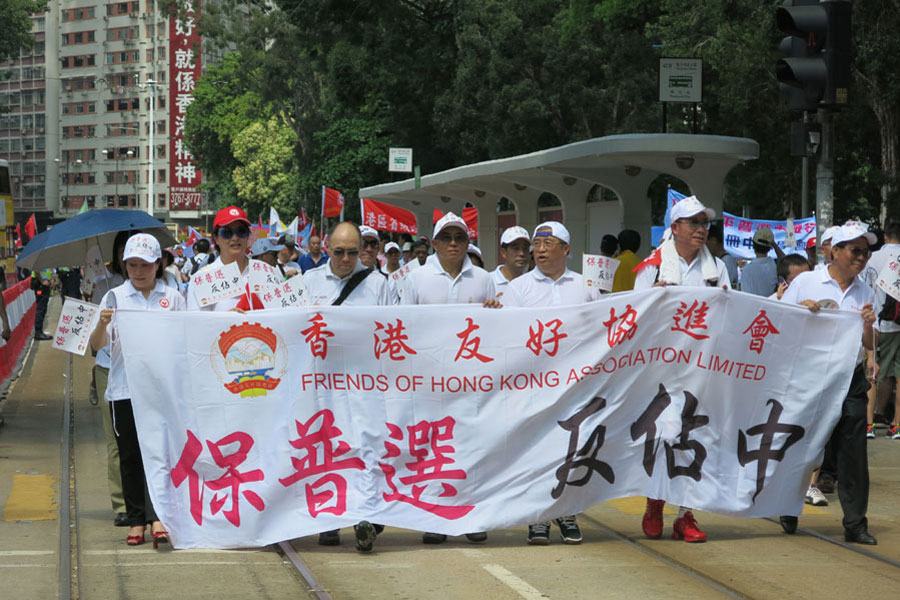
<box><xmin>34</xmin><ymin>294</ymin><xmax>49</xmax><ymax>332</ymax></box>
<box><xmin>828</xmin><ymin>366</ymin><xmax>870</xmax><ymax>533</ymax></box>
<box><xmin>111</xmin><ymin>400</ymin><xmax>158</xmax><ymax>526</ymax></box>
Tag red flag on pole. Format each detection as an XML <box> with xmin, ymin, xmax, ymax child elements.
<box><xmin>361</xmin><ymin>198</ymin><xmax>417</xmax><ymax>234</ymax></box>
<box><xmin>24</xmin><ymin>214</ymin><xmax>37</xmax><ymax>240</ymax></box>
<box><xmin>14</xmin><ymin>223</ymin><xmax>22</xmax><ymax>248</ymax></box>
<box><xmin>322</xmin><ymin>187</ymin><xmax>344</xmax><ymax>218</ymax></box>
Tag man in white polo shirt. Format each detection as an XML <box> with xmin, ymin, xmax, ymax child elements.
<box><xmin>779</xmin><ymin>223</ymin><xmax>878</xmax><ymax>545</ymax></box>
<box><xmin>633</xmin><ymin>195</ymin><xmax>729</xmax><ymax>544</ymax></box>
<box><xmin>503</xmin><ymin>221</ymin><xmax>595</xmax><ymax>545</ymax></box>
<box><xmin>492</xmin><ymin>226</ymin><xmax>531</xmax><ymax>297</ymax></box>
<box><xmin>401</xmin><ymin>211</ymin><xmax>495</xmax><ymax>544</ymax></box>
<box><xmin>303</xmin><ymin>221</ymin><xmax>391</xmax><ymax>307</ymax></box>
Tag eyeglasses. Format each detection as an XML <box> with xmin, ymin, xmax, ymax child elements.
<box><xmin>331</xmin><ymin>248</ymin><xmax>359</xmax><ymax>258</ymax></box>
<box><xmin>435</xmin><ymin>233</ymin><xmax>468</xmax><ymax>244</ymax></box>
<box><xmin>217</xmin><ymin>226</ymin><xmax>250</xmax><ymax>240</ymax></box>
<box><xmin>532</xmin><ymin>238</ymin><xmax>562</xmax><ymax>249</ymax></box>
<box><xmin>676</xmin><ymin>219</ymin><xmax>711</xmax><ymax>231</ymax></box>
<box><xmin>363</xmin><ymin>239</ymin><xmax>379</xmax><ymax>249</ymax></box>
<box><xmin>841</xmin><ymin>245</ymin><xmax>870</xmax><ymax>258</ymax></box>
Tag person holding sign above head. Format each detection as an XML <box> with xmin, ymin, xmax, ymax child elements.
<box><xmin>89</xmin><ymin>233</ymin><xmax>186</xmax><ymax>548</ymax></box>
<box><xmin>501</xmin><ymin>222</ymin><xmax>596</xmax><ymax>546</ymax></box>
<box><xmin>778</xmin><ymin>223</ymin><xmax>878</xmax><ymax>545</ymax></box>
<box><xmin>187</xmin><ymin>206</ymin><xmax>266</xmax><ymax>312</ymax></box>
<box><xmin>401</xmin><ymin>211</ymin><xmax>496</xmax><ymax>545</ymax></box>
<box><xmin>633</xmin><ymin>196</ymin><xmax>730</xmax><ymax>544</ymax></box>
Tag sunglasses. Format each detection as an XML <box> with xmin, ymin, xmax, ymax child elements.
<box><xmin>841</xmin><ymin>245</ymin><xmax>870</xmax><ymax>258</ymax></box>
<box><xmin>363</xmin><ymin>239</ymin><xmax>379</xmax><ymax>248</ymax></box>
<box><xmin>217</xmin><ymin>226</ymin><xmax>250</xmax><ymax>240</ymax></box>
<box><xmin>676</xmin><ymin>219</ymin><xmax>711</xmax><ymax>231</ymax></box>
<box><xmin>435</xmin><ymin>233</ymin><xmax>468</xmax><ymax>244</ymax></box>
<box><xmin>331</xmin><ymin>248</ymin><xmax>360</xmax><ymax>258</ymax></box>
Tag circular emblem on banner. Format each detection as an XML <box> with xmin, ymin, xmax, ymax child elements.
<box><xmin>211</xmin><ymin>322</ymin><xmax>287</xmax><ymax>398</ymax></box>
<box><xmin>159</xmin><ymin>298</ymin><xmax>170</xmax><ymax>308</ymax></box>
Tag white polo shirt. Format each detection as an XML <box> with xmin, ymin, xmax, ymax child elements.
<box><xmin>503</xmin><ymin>268</ymin><xmax>596</xmax><ymax>307</ymax></box>
<box><xmin>633</xmin><ymin>255</ymin><xmax>732</xmax><ymax>291</ymax></box>
<box><xmin>303</xmin><ymin>259</ymin><xmax>391</xmax><ymax>306</ymax></box>
<box><xmin>100</xmin><ymin>279</ymin><xmax>186</xmax><ymax>402</ymax></box>
<box><xmin>491</xmin><ymin>266</ymin><xmax>517</xmax><ymax>297</ymax></box>
<box><xmin>401</xmin><ymin>254</ymin><xmax>495</xmax><ymax>305</ymax></box>
<box><xmin>187</xmin><ymin>257</ymin><xmax>264</xmax><ymax>311</ymax></box>
<box><xmin>780</xmin><ymin>266</ymin><xmax>873</xmax><ymax>364</ymax></box>
<box><xmin>92</xmin><ymin>271</ymin><xmax>125</xmax><ymax>369</ymax></box>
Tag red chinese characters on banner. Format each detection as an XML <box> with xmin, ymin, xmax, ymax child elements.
<box><xmin>301</xmin><ymin>313</ymin><xmax>334</xmax><ymax>359</ymax></box>
<box><xmin>374</xmin><ymin>319</ymin><xmax>417</xmax><ymax>360</ymax></box>
<box><xmin>671</xmin><ymin>300</ymin><xmax>711</xmax><ymax>340</ymax></box>
<box><xmin>168</xmin><ymin>0</ymin><xmax>202</xmax><ymax>210</ymax></box>
<box><xmin>603</xmin><ymin>305</ymin><xmax>638</xmax><ymax>348</ymax></box>
<box><xmin>526</xmin><ymin>318</ymin><xmax>567</xmax><ymax>356</ymax></box>
<box><xmin>362</xmin><ymin>198</ymin><xmax>418</xmax><ymax>234</ymax></box>
<box><xmin>742</xmin><ymin>310</ymin><xmax>780</xmax><ymax>354</ymax></box>
<box><xmin>171</xmin><ymin>430</ymin><xmax>266</xmax><ymax>527</ymax></box>
<box><xmin>454</xmin><ymin>318</ymin><xmax>493</xmax><ymax>363</ymax></box>
<box><xmin>278</xmin><ymin>409</ymin><xmax>365</xmax><ymax>517</ymax></box>
<box><xmin>378</xmin><ymin>417</ymin><xmax>475</xmax><ymax>520</ymax></box>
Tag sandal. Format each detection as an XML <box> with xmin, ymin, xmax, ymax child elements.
<box><xmin>126</xmin><ymin>526</ymin><xmax>145</xmax><ymax>546</ymax></box>
<box><xmin>151</xmin><ymin>521</ymin><xmax>169</xmax><ymax>549</ymax></box>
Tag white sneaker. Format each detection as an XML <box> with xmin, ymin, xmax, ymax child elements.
<box><xmin>805</xmin><ymin>485</ymin><xmax>828</xmax><ymax>506</ymax></box>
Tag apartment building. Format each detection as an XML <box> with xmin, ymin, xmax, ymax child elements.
<box><xmin>0</xmin><ymin>0</ymin><xmax>207</xmax><ymax>226</ymax></box>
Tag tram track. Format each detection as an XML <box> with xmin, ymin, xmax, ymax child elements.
<box><xmin>762</xmin><ymin>516</ymin><xmax>900</xmax><ymax>570</ymax></box>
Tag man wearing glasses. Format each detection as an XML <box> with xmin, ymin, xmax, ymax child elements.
<box><xmin>633</xmin><ymin>196</ymin><xmax>730</xmax><ymax>544</ymax></box>
<box><xmin>303</xmin><ymin>221</ymin><xmax>391</xmax><ymax>307</ymax></box>
<box><xmin>401</xmin><ymin>211</ymin><xmax>495</xmax><ymax>545</ymax></box>
<box><xmin>502</xmin><ymin>222</ymin><xmax>596</xmax><ymax>545</ymax></box>
<box><xmin>779</xmin><ymin>223</ymin><xmax>878</xmax><ymax>545</ymax></box>
<box><xmin>359</xmin><ymin>225</ymin><xmax>385</xmax><ymax>274</ymax></box>
<box><xmin>187</xmin><ymin>206</ymin><xmax>261</xmax><ymax>311</ymax></box>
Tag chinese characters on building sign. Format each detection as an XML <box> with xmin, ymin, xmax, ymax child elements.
<box><xmin>168</xmin><ymin>0</ymin><xmax>203</xmax><ymax>210</ymax></box>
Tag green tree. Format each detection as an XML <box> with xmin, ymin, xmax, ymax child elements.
<box><xmin>231</xmin><ymin>116</ymin><xmax>302</xmax><ymax>219</ymax></box>
<box><xmin>0</xmin><ymin>0</ymin><xmax>46</xmax><ymax>62</ymax></box>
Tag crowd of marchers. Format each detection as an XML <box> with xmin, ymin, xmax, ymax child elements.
<box><xmin>19</xmin><ymin>198</ymin><xmax>896</xmax><ymax>552</ymax></box>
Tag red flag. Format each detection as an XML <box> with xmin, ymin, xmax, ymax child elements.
<box><xmin>310</xmin><ymin>223</ymin><xmax>317</xmax><ymax>239</ymax></box>
<box><xmin>298</xmin><ymin>208</ymin><xmax>309</xmax><ymax>229</ymax></box>
<box><xmin>322</xmin><ymin>187</ymin><xmax>344</xmax><ymax>218</ymax></box>
<box><xmin>14</xmin><ymin>224</ymin><xmax>22</xmax><ymax>248</ymax></box>
<box><xmin>432</xmin><ymin>208</ymin><xmax>478</xmax><ymax>240</ymax></box>
<box><xmin>361</xmin><ymin>198</ymin><xmax>417</xmax><ymax>234</ymax></box>
<box><xmin>24</xmin><ymin>214</ymin><xmax>37</xmax><ymax>240</ymax></box>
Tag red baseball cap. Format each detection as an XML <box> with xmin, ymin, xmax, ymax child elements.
<box><xmin>213</xmin><ymin>206</ymin><xmax>251</xmax><ymax>229</ymax></box>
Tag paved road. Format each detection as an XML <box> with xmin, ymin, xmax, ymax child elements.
<box><xmin>3</xmin><ymin>296</ymin><xmax>900</xmax><ymax>599</ymax></box>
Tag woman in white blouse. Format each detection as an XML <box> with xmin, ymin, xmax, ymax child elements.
<box><xmin>89</xmin><ymin>233</ymin><xmax>186</xmax><ymax>548</ymax></box>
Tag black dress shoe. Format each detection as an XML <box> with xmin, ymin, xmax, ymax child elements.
<box><xmin>779</xmin><ymin>516</ymin><xmax>798</xmax><ymax>534</ymax></box>
<box><xmin>422</xmin><ymin>532</ymin><xmax>447</xmax><ymax>544</ymax></box>
<box><xmin>318</xmin><ymin>529</ymin><xmax>340</xmax><ymax>546</ymax></box>
<box><xmin>114</xmin><ymin>512</ymin><xmax>129</xmax><ymax>527</ymax></box>
<box><xmin>34</xmin><ymin>332</ymin><xmax>52</xmax><ymax>341</ymax></box>
<box><xmin>465</xmin><ymin>532</ymin><xmax>488</xmax><ymax>543</ymax></box>
<box><xmin>844</xmin><ymin>529</ymin><xmax>877</xmax><ymax>545</ymax></box>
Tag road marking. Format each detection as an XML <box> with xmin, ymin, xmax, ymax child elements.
<box><xmin>802</xmin><ymin>504</ymin><xmax>829</xmax><ymax>515</ymax></box>
<box><xmin>0</xmin><ymin>564</ymin><xmax>55</xmax><ymax>568</ymax></box>
<box><xmin>0</xmin><ymin>551</ymin><xmax>55</xmax><ymax>556</ymax></box>
<box><xmin>81</xmin><ymin>561</ymin><xmax>278</xmax><ymax>568</ymax></box>
<box><xmin>83</xmin><ymin>548</ymin><xmax>269</xmax><ymax>556</ymax></box>
<box><xmin>2</xmin><ymin>474</ymin><xmax>58</xmax><ymax>521</ymax></box>
<box><xmin>456</xmin><ymin>548</ymin><xmax>490</xmax><ymax>560</ymax></box>
<box><xmin>482</xmin><ymin>564</ymin><xmax>547</xmax><ymax>599</ymax></box>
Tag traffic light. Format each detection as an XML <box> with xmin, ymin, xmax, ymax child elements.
<box><xmin>776</xmin><ymin>0</ymin><xmax>851</xmax><ymax>110</ymax></box>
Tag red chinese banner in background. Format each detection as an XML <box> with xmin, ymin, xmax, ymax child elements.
<box><xmin>362</xmin><ymin>198</ymin><xmax>418</xmax><ymax>234</ymax></box>
<box><xmin>168</xmin><ymin>1</ymin><xmax>202</xmax><ymax>210</ymax></box>
<box><xmin>433</xmin><ymin>207</ymin><xmax>478</xmax><ymax>240</ymax></box>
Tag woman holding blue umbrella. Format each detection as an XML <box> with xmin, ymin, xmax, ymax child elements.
<box><xmin>90</xmin><ymin>233</ymin><xmax>186</xmax><ymax>547</ymax></box>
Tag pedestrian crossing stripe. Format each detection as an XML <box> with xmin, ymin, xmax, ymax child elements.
<box><xmin>3</xmin><ymin>474</ymin><xmax>58</xmax><ymax>521</ymax></box>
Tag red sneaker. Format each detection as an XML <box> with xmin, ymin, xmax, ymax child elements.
<box><xmin>642</xmin><ymin>498</ymin><xmax>665</xmax><ymax>539</ymax></box>
<box><xmin>672</xmin><ymin>511</ymin><xmax>707</xmax><ymax>543</ymax></box>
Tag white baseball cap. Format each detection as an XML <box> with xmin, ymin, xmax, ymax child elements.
<box><xmin>670</xmin><ymin>195</ymin><xmax>715</xmax><ymax>222</ymax></box>
<box><xmin>385</xmin><ymin>241</ymin><xmax>401</xmax><ymax>254</ymax></box>
<box><xmin>821</xmin><ymin>225</ymin><xmax>840</xmax><ymax>243</ymax></box>
<box><xmin>467</xmin><ymin>243</ymin><xmax>482</xmax><ymax>259</ymax></box>
<box><xmin>123</xmin><ymin>233</ymin><xmax>161</xmax><ymax>263</ymax></box>
<box><xmin>433</xmin><ymin>212</ymin><xmax>469</xmax><ymax>238</ymax></box>
<box><xmin>501</xmin><ymin>226</ymin><xmax>530</xmax><ymax>246</ymax></box>
<box><xmin>830</xmin><ymin>223</ymin><xmax>876</xmax><ymax>247</ymax></box>
<box><xmin>359</xmin><ymin>225</ymin><xmax>379</xmax><ymax>240</ymax></box>
<box><xmin>532</xmin><ymin>221</ymin><xmax>570</xmax><ymax>244</ymax></box>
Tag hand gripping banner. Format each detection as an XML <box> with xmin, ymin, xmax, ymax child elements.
<box><xmin>116</xmin><ymin>287</ymin><xmax>861</xmax><ymax>549</ymax></box>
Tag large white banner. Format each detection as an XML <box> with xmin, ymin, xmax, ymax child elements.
<box><xmin>116</xmin><ymin>287</ymin><xmax>861</xmax><ymax>549</ymax></box>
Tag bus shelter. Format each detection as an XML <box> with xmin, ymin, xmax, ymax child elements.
<box><xmin>358</xmin><ymin>134</ymin><xmax>759</xmax><ymax>267</ymax></box>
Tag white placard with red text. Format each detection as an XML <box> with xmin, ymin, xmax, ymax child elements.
<box><xmin>117</xmin><ymin>287</ymin><xmax>861</xmax><ymax>549</ymax></box>
<box><xmin>84</xmin><ymin>244</ymin><xmax>107</xmax><ymax>283</ymax></box>
<box><xmin>52</xmin><ymin>299</ymin><xmax>100</xmax><ymax>355</ymax></box>
<box><xmin>582</xmin><ymin>254</ymin><xmax>619</xmax><ymax>292</ymax></box>
<box><xmin>190</xmin><ymin>262</ymin><xmax>243</xmax><ymax>307</ymax></box>
<box><xmin>388</xmin><ymin>259</ymin><xmax>420</xmax><ymax>299</ymax></box>
<box><xmin>258</xmin><ymin>275</ymin><xmax>309</xmax><ymax>309</ymax></box>
<box><xmin>876</xmin><ymin>259</ymin><xmax>900</xmax><ymax>302</ymax></box>
<box><xmin>248</xmin><ymin>261</ymin><xmax>284</xmax><ymax>293</ymax></box>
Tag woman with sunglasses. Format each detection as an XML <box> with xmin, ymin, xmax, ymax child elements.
<box><xmin>90</xmin><ymin>233</ymin><xmax>187</xmax><ymax>547</ymax></box>
<box><xmin>187</xmin><ymin>206</ymin><xmax>267</xmax><ymax>311</ymax></box>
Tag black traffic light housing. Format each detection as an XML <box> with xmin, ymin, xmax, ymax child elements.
<box><xmin>776</xmin><ymin>0</ymin><xmax>851</xmax><ymax>110</ymax></box>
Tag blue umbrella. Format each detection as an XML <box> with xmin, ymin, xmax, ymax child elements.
<box><xmin>16</xmin><ymin>209</ymin><xmax>176</xmax><ymax>271</ymax></box>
